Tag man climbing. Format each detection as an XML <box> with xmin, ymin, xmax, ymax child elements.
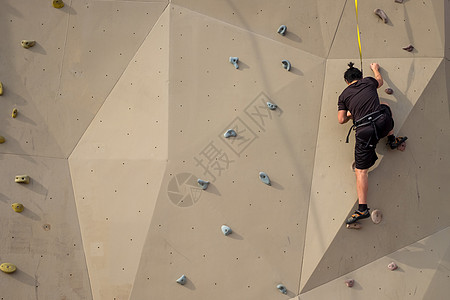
<box><xmin>338</xmin><ymin>62</ymin><xmax>407</xmax><ymax>224</ymax></box>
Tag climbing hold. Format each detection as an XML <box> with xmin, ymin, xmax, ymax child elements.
<box><xmin>11</xmin><ymin>108</ymin><xmax>18</xmax><ymax>118</ymax></box>
<box><xmin>277</xmin><ymin>25</ymin><xmax>287</xmax><ymax>36</ymax></box>
<box><xmin>21</xmin><ymin>40</ymin><xmax>36</xmax><ymax>49</ymax></box>
<box><xmin>267</xmin><ymin>102</ymin><xmax>277</xmax><ymax>110</ymax></box>
<box><xmin>385</xmin><ymin>88</ymin><xmax>394</xmax><ymax>95</ymax></box>
<box><xmin>15</xmin><ymin>175</ymin><xmax>30</xmax><ymax>184</ymax></box>
<box><xmin>0</xmin><ymin>263</ymin><xmax>17</xmax><ymax>274</ymax></box>
<box><xmin>229</xmin><ymin>57</ymin><xmax>239</xmax><ymax>69</ymax></box>
<box><xmin>0</xmin><ymin>81</ymin><xmax>3</xmax><ymax>95</ymax></box>
<box><xmin>221</xmin><ymin>225</ymin><xmax>232</xmax><ymax>236</ymax></box>
<box><xmin>346</xmin><ymin>222</ymin><xmax>361</xmax><ymax>229</ymax></box>
<box><xmin>224</xmin><ymin>129</ymin><xmax>237</xmax><ymax>138</ymax></box>
<box><xmin>259</xmin><ymin>172</ymin><xmax>271</xmax><ymax>186</ymax></box>
<box><xmin>277</xmin><ymin>284</ymin><xmax>287</xmax><ymax>294</ymax></box>
<box><xmin>371</xmin><ymin>209</ymin><xmax>383</xmax><ymax>224</ymax></box>
<box><xmin>176</xmin><ymin>274</ymin><xmax>187</xmax><ymax>285</ymax></box>
<box><xmin>197</xmin><ymin>179</ymin><xmax>209</xmax><ymax>190</ymax></box>
<box><xmin>402</xmin><ymin>44</ymin><xmax>414</xmax><ymax>52</ymax></box>
<box><xmin>345</xmin><ymin>279</ymin><xmax>354</xmax><ymax>287</ymax></box>
<box><xmin>11</xmin><ymin>203</ymin><xmax>24</xmax><ymax>213</ymax></box>
<box><xmin>388</xmin><ymin>262</ymin><xmax>398</xmax><ymax>270</ymax></box>
<box><xmin>374</xmin><ymin>8</ymin><xmax>388</xmax><ymax>23</ymax></box>
<box><xmin>52</xmin><ymin>0</ymin><xmax>65</xmax><ymax>8</ymax></box>
<box><xmin>395</xmin><ymin>0</ymin><xmax>404</xmax><ymax>3</ymax></box>
<box><xmin>0</xmin><ymin>136</ymin><xmax>5</xmax><ymax>144</ymax></box>
<box><xmin>281</xmin><ymin>60</ymin><xmax>291</xmax><ymax>71</ymax></box>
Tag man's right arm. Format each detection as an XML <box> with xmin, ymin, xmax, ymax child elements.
<box><xmin>370</xmin><ymin>63</ymin><xmax>383</xmax><ymax>88</ymax></box>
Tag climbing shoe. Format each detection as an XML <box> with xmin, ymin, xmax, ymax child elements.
<box><xmin>388</xmin><ymin>136</ymin><xmax>408</xmax><ymax>149</ymax></box>
<box><xmin>346</xmin><ymin>209</ymin><xmax>370</xmax><ymax>224</ymax></box>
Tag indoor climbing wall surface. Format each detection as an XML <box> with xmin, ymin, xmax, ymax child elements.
<box><xmin>1</xmin><ymin>1</ymin><xmax>450</xmax><ymax>300</ymax></box>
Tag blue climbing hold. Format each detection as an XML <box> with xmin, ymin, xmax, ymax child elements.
<box><xmin>229</xmin><ymin>57</ymin><xmax>239</xmax><ymax>69</ymax></box>
<box><xmin>176</xmin><ymin>275</ymin><xmax>187</xmax><ymax>285</ymax></box>
<box><xmin>282</xmin><ymin>60</ymin><xmax>291</xmax><ymax>71</ymax></box>
<box><xmin>277</xmin><ymin>284</ymin><xmax>287</xmax><ymax>294</ymax></box>
<box><xmin>221</xmin><ymin>225</ymin><xmax>232</xmax><ymax>236</ymax></box>
<box><xmin>259</xmin><ymin>172</ymin><xmax>271</xmax><ymax>186</ymax></box>
<box><xmin>197</xmin><ymin>179</ymin><xmax>209</xmax><ymax>190</ymax></box>
<box><xmin>224</xmin><ymin>129</ymin><xmax>237</xmax><ymax>138</ymax></box>
<box><xmin>277</xmin><ymin>25</ymin><xmax>287</xmax><ymax>36</ymax></box>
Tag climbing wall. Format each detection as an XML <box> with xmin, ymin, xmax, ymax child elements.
<box><xmin>0</xmin><ymin>0</ymin><xmax>449</xmax><ymax>300</ymax></box>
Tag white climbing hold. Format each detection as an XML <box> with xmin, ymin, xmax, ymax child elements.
<box><xmin>197</xmin><ymin>179</ymin><xmax>209</xmax><ymax>190</ymax></box>
<box><xmin>224</xmin><ymin>129</ymin><xmax>237</xmax><ymax>138</ymax></box>
<box><xmin>229</xmin><ymin>57</ymin><xmax>239</xmax><ymax>69</ymax></box>
<box><xmin>281</xmin><ymin>60</ymin><xmax>291</xmax><ymax>71</ymax></box>
<box><xmin>176</xmin><ymin>274</ymin><xmax>187</xmax><ymax>285</ymax></box>
<box><xmin>277</xmin><ymin>25</ymin><xmax>287</xmax><ymax>36</ymax></box>
<box><xmin>221</xmin><ymin>225</ymin><xmax>232</xmax><ymax>236</ymax></box>
<box><xmin>267</xmin><ymin>102</ymin><xmax>277</xmax><ymax>110</ymax></box>
<box><xmin>277</xmin><ymin>284</ymin><xmax>287</xmax><ymax>294</ymax></box>
<box><xmin>259</xmin><ymin>172</ymin><xmax>271</xmax><ymax>185</ymax></box>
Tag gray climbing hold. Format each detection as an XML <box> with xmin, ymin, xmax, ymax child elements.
<box><xmin>267</xmin><ymin>102</ymin><xmax>277</xmax><ymax>110</ymax></box>
<box><xmin>224</xmin><ymin>129</ymin><xmax>237</xmax><ymax>138</ymax></box>
<box><xmin>21</xmin><ymin>40</ymin><xmax>36</xmax><ymax>49</ymax></box>
<box><xmin>221</xmin><ymin>225</ymin><xmax>232</xmax><ymax>236</ymax></box>
<box><xmin>197</xmin><ymin>179</ymin><xmax>209</xmax><ymax>190</ymax></box>
<box><xmin>395</xmin><ymin>0</ymin><xmax>404</xmax><ymax>3</ymax></box>
<box><xmin>229</xmin><ymin>57</ymin><xmax>239</xmax><ymax>69</ymax></box>
<box><xmin>176</xmin><ymin>274</ymin><xmax>187</xmax><ymax>285</ymax></box>
<box><xmin>374</xmin><ymin>8</ymin><xmax>388</xmax><ymax>23</ymax></box>
<box><xmin>281</xmin><ymin>60</ymin><xmax>291</xmax><ymax>71</ymax></box>
<box><xmin>402</xmin><ymin>44</ymin><xmax>414</xmax><ymax>52</ymax></box>
<box><xmin>259</xmin><ymin>172</ymin><xmax>271</xmax><ymax>186</ymax></box>
<box><xmin>277</xmin><ymin>284</ymin><xmax>287</xmax><ymax>294</ymax></box>
<box><xmin>277</xmin><ymin>25</ymin><xmax>287</xmax><ymax>36</ymax></box>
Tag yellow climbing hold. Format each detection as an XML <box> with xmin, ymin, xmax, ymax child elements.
<box><xmin>0</xmin><ymin>136</ymin><xmax>5</xmax><ymax>144</ymax></box>
<box><xmin>12</xmin><ymin>203</ymin><xmax>24</xmax><ymax>213</ymax></box>
<box><xmin>21</xmin><ymin>40</ymin><xmax>35</xmax><ymax>49</ymax></box>
<box><xmin>15</xmin><ymin>175</ymin><xmax>30</xmax><ymax>184</ymax></box>
<box><xmin>0</xmin><ymin>81</ymin><xmax>3</xmax><ymax>95</ymax></box>
<box><xmin>0</xmin><ymin>263</ymin><xmax>17</xmax><ymax>274</ymax></box>
<box><xmin>53</xmin><ymin>0</ymin><xmax>65</xmax><ymax>8</ymax></box>
<box><xmin>12</xmin><ymin>108</ymin><xmax>18</xmax><ymax>118</ymax></box>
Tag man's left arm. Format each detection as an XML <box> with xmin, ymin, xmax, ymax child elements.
<box><xmin>338</xmin><ymin>110</ymin><xmax>352</xmax><ymax>124</ymax></box>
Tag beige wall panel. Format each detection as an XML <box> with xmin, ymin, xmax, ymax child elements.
<box><xmin>0</xmin><ymin>155</ymin><xmax>91</xmax><ymax>299</ymax></box>
<box><xmin>131</xmin><ymin>5</ymin><xmax>326</xmax><ymax>299</ymax></box>
<box><xmin>300</xmin><ymin>57</ymin><xmax>443</xmax><ymax>292</ymax></box>
<box><xmin>446</xmin><ymin>0</ymin><xmax>450</xmax><ymax>60</ymax></box>
<box><xmin>69</xmin><ymin>7</ymin><xmax>169</xmax><ymax>300</ymax></box>
<box><xmin>48</xmin><ymin>0</ymin><xmax>167</xmax><ymax>157</ymax></box>
<box><xmin>301</xmin><ymin>59</ymin><xmax>450</xmax><ymax>293</ymax></box>
<box><xmin>0</xmin><ymin>1</ymin><xmax>69</xmax><ymax>158</ymax></box>
<box><xmin>172</xmin><ymin>0</ymin><xmax>347</xmax><ymax>57</ymax></box>
<box><xmin>329</xmin><ymin>0</ymin><xmax>444</xmax><ymax>59</ymax></box>
<box><xmin>298</xmin><ymin>227</ymin><xmax>450</xmax><ymax>300</ymax></box>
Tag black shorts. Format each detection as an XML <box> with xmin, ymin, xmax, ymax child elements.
<box><xmin>354</xmin><ymin>104</ymin><xmax>394</xmax><ymax>169</ymax></box>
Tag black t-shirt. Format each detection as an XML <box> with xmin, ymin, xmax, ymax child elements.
<box><xmin>338</xmin><ymin>77</ymin><xmax>381</xmax><ymax>122</ymax></box>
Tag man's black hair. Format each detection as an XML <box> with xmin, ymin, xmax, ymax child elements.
<box><xmin>344</xmin><ymin>62</ymin><xmax>363</xmax><ymax>83</ymax></box>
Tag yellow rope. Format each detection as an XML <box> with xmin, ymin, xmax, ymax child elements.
<box><xmin>355</xmin><ymin>0</ymin><xmax>363</xmax><ymax>72</ymax></box>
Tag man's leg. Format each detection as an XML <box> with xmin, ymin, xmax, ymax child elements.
<box><xmin>355</xmin><ymin>168</ymin><xmax>368</xmax><ymax>205</ymax></box>
<box><xmin>380</xmin><ymin>102</ymin><xmax>407</xmax><ymax>149</ymax></box>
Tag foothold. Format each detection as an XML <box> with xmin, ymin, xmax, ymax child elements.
<box><xmin>0</xmin><ymin>263</ymin><xmax>17</xmax><ymax>274</ymax></box>
<box><xmin>11</xmin><ymin>108</ymin><xmax>18</xmax><ymax>118</ymax></box>
<box><xmin>0</xmin><ymin>136</ymin><xmax>5</xmax><ymax>144</ymax></box>
<box><xmin>345</xmin><ymin>279</ymin><xmax>354</xmax><ymax>287</ymax></box>
<box><xmin>277</xmin><ymin>25</ymin><xmax>287</xmax><ymax>36</ymax></box>
<box><xmin>15</xmin><ymin>175</ymin><xmax>30</xmax><ymax>184</ymax></box>
<box><xmin>224</xmin><ymin>129</ymin><xmax>237</xmax><ymax>138</ymax></box>
<box><xmin>21</xmin><ymin>40</ymin><xmax>36</xmax><ymax>49</ymax></box>
<box><xmin>346</xmin><ymin>222</ymin><xmax>361</xmax><ymax>229</ymax></box>
<box><xmin>221</xmin><ymin>225</ymin><xmax>232</xmax><ymax>236</ymax></box>
<box><xmin>276</xmin><ymin>284</ymin><xmax>287</xmax><ymax>294</ymax></box>
<box><xmin>402</xmin><ymin>44</ymin><xmax>414</xmax><ymax>52</ymax></box>
<box><xmin>259</xmin><ymin>172</ymin><xmax>271</xmax><ymax>186</ymax></box>
<box><xmin>0</xmin><ymin>81</ymin><xmax>3</xmax><ymax>95</ymax></box>
<box><xmin>267</xmin><ymin>102</ymin><xmax>277</xmax><ymax>110</ymax></box>
<box><xmin>229</xmin><ymin>57</ymin><xmax>239</xmax><ymax>69</ymax></box>
<box><xmin>385</xmin><ymin>88</ymin><xmax>394</xmax><ymax>95</ymax></box>
<box><xmin>11</xmin><ymin>203</ymin><xmax>24</xmax><ymax>213</ymax></box>
<box><xmin>371</xmin><ymin>209</ymin><xmax>383</xmax><ymax>224</ymax></box>
<box><xmin>52</xmin><ymin>0</ymin><xmax>65</xmax><ymax>8</ymax></box>
<box><xmin>281</xmin><ymin>60</ymin><xmax>291</xmax><ymax>71</ymax></box>
<box><xmin>374</xmin><ymin>8</ymin><xmax>389</xmax><ymax>23</ymax></box>
<box><xmin>395</xmin><ymin>0</ymin><xmax>404</xmax><ymax>3</ymax></box>
<box><xmin>176</xmin><ymin>274</ymin><xmax>187</xmax><ymax>285</ymax></box>
<box><xmin>197</xmin><ymin>179</ymin><xmax>209</xmax><ymax>190</ymax></box>
<box><xmin>388</xmin><ymin>262</ymin><xmax>398</xmax><ymax>270</ymax></box>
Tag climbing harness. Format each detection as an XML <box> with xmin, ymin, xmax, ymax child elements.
<box><xmin>345</xmin><ymin>109</ymin><xmax>385</xmax><ymax>148</ymax></box>
<box><xmin>354</xmin><ymin>0</ymin><xmax>363</xmax><ymax>72</ymax></box>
